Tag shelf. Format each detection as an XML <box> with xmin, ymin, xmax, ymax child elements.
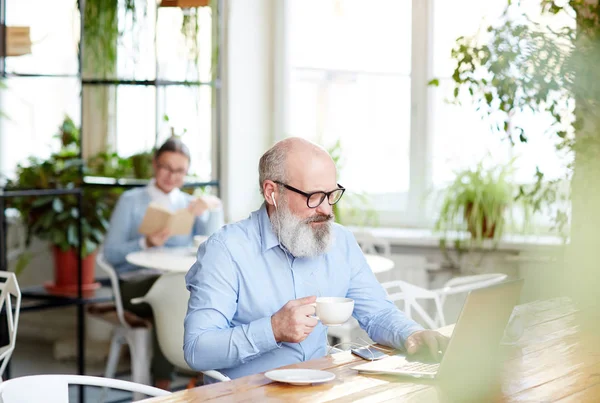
<box><xmin>0</xmin><ymin>187</ymin><xmax>82</xmax><ymax>198</ymax></box>
<box><xmin>82</xmin><ymin>78</ymin><xmax>221</xmax><ymax>87</ymax></box>
<box><xmin>1</xmin><ymin>72</ymin><xmax>80</xmax><ymax>79</ymax></box>
<box><xmin>20</xmin><ymin>284</ymin><xmax>114</xmax><ymax>307</ymax></box>
<box><xmin>83</xmin><ymin>176</ymin><xmax>219</xmax><ymax>189</ymax></box>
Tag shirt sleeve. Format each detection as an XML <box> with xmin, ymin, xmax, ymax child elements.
<box><xmin>345</xmin><ymin>232</ymin><xmax>424</xmax><ymax>349</ymax></box>
<box><xmin>183</xmin><ymin>238</ymin><xmax>280</xmax><ymax>371</ymax></box>
<box><xmin>103</xmin><ymin>193</ymin><xmax>143</xmax><ymax>269</ymax></box>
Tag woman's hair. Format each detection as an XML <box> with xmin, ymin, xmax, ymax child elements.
<box><xmin>154</xmin><ymin>137</ymin><xmax>191</xmax><ymax>162</ymax></box>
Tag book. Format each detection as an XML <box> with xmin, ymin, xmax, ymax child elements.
<box><xmin>138</xmin><ymin>202</ymin><xmax>195</xmax><ymax>236</ymax></box>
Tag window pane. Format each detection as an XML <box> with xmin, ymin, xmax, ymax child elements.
<box><xmin>4</xmin><ymin>0</ymin><xmax>79</xmax><ymax>75</ymax></box>
<box><xmin>289</xmin><ymin>0</ymin><xmax>411</xmax><ymax>74</ymax></box>
<box><xmin>0</xmin><ymin>78</ymin><xmax>80</xmax><ymax>177</ymax></box>
<box><xmin>158</xmin><ymin>86</ymin><xmax>214</xmax><ymax>180</ymax></box>
<box><xmin>431</xmin><ymin>0</ymin><xmax>573</xmax><ymax>187</ymax></box>
<box><xmin>288</xmin><ymin>0</ymin><xmax>411</xmax><ymax>199</ymax></box>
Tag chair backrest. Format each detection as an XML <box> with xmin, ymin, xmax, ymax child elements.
<box><xmin>353</xmin><ymin>231</ymin><xmax>391</xmax><ymax>257</ymax></box>
<box><xmin>95</xmin><ymin>252</ymin><xmax>129</xmax><ymax>329</ymax></box>
<box><xmin>382</xmin><ymin>273</ymin><xmax>509</xmax><ymax>328</ymax></box>
<box><xmin>0</xmin><ymin>374</ymin><xmax>170</xmax><ymax>402</ymax></box>
<box><xmin>5</xmin><ymin>210</ymin><xmax>25</xmax><ymax>264</ymax></box>
<box><xmin>132</xmin><ymin>273</ymin><xmax>231</xmax><ymax>382</ymax></box>
<box><xmin>0</xmin><ymin>271</ymin><xmax>21</xmax><ymax>378</ymax></box>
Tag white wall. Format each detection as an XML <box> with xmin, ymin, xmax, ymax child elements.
<box><xmin>221</xmin><ymin>0</ymin><xmax>277</xmax><ymax>223</ymax></box>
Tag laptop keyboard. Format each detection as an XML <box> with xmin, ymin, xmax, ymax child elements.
<box><xmin>397</xmin><ymin>361</ymin><xmax>440</xmax><ymax>373</ymax></box>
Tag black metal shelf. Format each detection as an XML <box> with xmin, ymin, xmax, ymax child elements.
<box><xmin>0</xmin><ymin>188</ymin><xmax>82</xmax><ymax>198</ymax></box>
<box><xmin>20</xmin><ymin>284</ymin><xmax>114</xmax><ymax>306</ymax></box>
<box><xmin>83</xmin><ymin>175</ymin><xmax>219</xmax><ymax>189</ymax></box>
<box><xmin>1</xmin><ymin>72</ymin><xmax>80</xmax><ymax>79</ymax></box>
<box><xmin>82</xmin><ymin>78</ymin><xmax>221</xmax><ymax>87</ymax></box>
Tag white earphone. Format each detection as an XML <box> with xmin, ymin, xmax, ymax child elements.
<box><xmin>271</xmin><ymin>192</ymin><xmax>277</xmax><ymax>208</ymax></box>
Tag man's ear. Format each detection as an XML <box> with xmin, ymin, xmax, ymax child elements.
<box><xmin>263</xmin><ymin>181</ymin><xmax>277</xmax><ymax>206</ymax></box>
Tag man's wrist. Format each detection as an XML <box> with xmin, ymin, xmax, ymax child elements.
<box><xmin>270</xmin><ymin>315</ymin><xmax>280</xmax><ymax>343</ymax></box>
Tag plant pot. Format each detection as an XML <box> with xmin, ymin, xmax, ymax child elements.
<box><xmin>131</xmin><ymin>153</ymin><xmax>153</xmax><ymax>179</ymax></box>
<box><xmin>160</xmin><ymin>0</ymin><xmax>210</xmax><ymax>7</ymax></box>
<box><xmin>45</xmin><ymin>247</ymin><xmax>100</xmax><ymax>297</ymax></box>
<box><xmin>465</xmin><ymin>203</ymin><xmax>499</xmax><ymax>239</ymax></box>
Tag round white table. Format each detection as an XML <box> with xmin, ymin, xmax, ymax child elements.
<box><xmin>126</xmin><ymin>247</ymin><xmax>394</xmax><ymax>274</ymax></box>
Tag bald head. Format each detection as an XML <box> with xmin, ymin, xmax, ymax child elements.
<box><xmin>258</xmin><ymin>137</ymin><xmax>336</xmax><ymax>196</ymax></box>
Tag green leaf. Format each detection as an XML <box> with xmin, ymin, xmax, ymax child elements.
<box><xmin>52</xmin><ymin>198</ymin><xmax>64</xmax><ymax>213</ymax></box>
<box><xmin>14</xmin><ymin>252</ymin><xmax>33</xmax><ymax>277</ymax></box>
<box><xmin>67</xmin><ymin>224</ymin><xmax>78</xmax><ymax>246</ymax></box>
<box><xmin>32</xmin><ymin>196</ymin><xmax>54</xmax><ymax>208</ymax></box>
<box><xmin>427</xmin><ymin>79</ymin><xmax>440</xmax><ymax>87</ymax></box>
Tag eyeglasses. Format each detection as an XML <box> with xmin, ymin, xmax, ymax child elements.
<box><xmin>274</xmin><ymin>181</ymin><xmax>345</xmax><ymax>208</ymax></box>
<box><xmin>157</xmin><ymin>163</ymin><xmax>187</xmax><ymax>177</ymax></box>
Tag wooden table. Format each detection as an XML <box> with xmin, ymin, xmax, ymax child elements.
<box><xmin>141</xmin><ymin>297</ymin><xmax>600</xmax><ymax>402</ymax></box>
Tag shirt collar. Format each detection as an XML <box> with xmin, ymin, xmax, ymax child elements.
<box><xmin>258</xmin><ymin>203</ymin><xmax>280</xmax><ymax>253</ymax></box>
<box><xmin>147</xmin><ymin>178</ymin><xmax>181</xmax><ymax>206</ymax></box>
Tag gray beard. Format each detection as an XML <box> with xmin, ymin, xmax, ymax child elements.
<box><xmin>271</xmin><ymin>202</ymin><xmax>334</xmax><ymax>258</ymax></box>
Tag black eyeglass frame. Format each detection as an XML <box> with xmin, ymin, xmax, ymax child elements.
<box><xmin>274</xmin><ymin>181</ymin><xmax>346</xmax><ymax>208</ymax></box>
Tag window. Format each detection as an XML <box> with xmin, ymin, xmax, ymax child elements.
<box><xmin>286</xmin><ymin>0</ymin><xmax>412</xmax><ymax>217</ymax></box>
<box><xmin>0</xmin><ymin>0</ymin><xmax>80</xmax><ymax>178</ymax></box>
<box><xmin>0</xmin><ymin>1</ymin><xmax>215</xmax><ymax>182</ymax></box>
<box><xmin>283</xmin><ymin>0</ymin><xmax>573</xmax><ymax>229</ymax></box>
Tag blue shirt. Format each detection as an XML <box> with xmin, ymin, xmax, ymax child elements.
<box><xmin>103</xmin><ymin>186</ymin><xmax>224</xmax><ymax>275</ymax></box>
<box><xmin>184</xmin><ymin>204</ymin><xmax>423</xmax><ymax>380</ymax></box>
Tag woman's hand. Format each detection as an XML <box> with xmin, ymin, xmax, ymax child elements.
<box><xmin>188</xmin><ymin>195</ymin><xmax>222</xmax><ymax>217</ymax></box>
<box><xmin>146</xmin><ymin>227</ymin><xmax>171</xmax><ymax>248</ymax></box>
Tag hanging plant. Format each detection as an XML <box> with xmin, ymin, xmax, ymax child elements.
<box><xmin>79</xmin><ymin>0</ymin><xmax>143</xmax><ymax>78</ymax></box>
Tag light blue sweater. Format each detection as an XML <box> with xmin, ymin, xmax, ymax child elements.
<box><xmin>103</xmin><ymin>187</ymin><xmax>224</xmax><ymax>275</ymax></box>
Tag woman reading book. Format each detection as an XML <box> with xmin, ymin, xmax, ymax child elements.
<box><xmin>103</xmin><ymin>137</ymin><xmax>224</xmax><ymax>390</ymax></box>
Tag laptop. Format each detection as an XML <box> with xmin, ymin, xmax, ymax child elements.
<box><xmin>353</xmin><ymin>279</ymin><xmax>524</xmax><ymax>380</ymax></box>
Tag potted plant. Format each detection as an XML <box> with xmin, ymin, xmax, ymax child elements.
<box><xmin>7</xmin><ymin>116</ymin><xmax>119</xmax><ymax>296</ymax></box>
<box><xmin>434</xmin><ymin>160</ymin><xmax>521</xmax><ymax>270</ymax></box>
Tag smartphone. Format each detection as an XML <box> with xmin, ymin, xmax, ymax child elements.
<box><xmin>351</xmin><ymin>346</ymin><xmax>388</xmax><ymax>361</ymax></box>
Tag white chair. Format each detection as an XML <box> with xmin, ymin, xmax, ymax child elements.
<box><xmin>0</xmin><ymin>374</ymin><xmax>170</xmax><ymax>402</ymax></box>
<box><xmin>131</xmin><ymin>272</ymin><xmax>231</xmax><ymax>383</ymax></box>
<box><xmin>91</xmin><ymin>253</ymin><xmax>153</xmax><ymax>398</ymax></box>
<box><xmin>382</xmin><ymin>273</ymin><xmax>508</xmax><ymax>329</ymax></box>
<box><xmin>0</xmin><ymin>271</ymin><xmax>21</xmax><ymax>378</ymax></box>
<box><xmin>5</xmin><ymin>209</ymin><xmax>26</xmax><ymax>265</ymax></box>
<box><xmin>353</xmin><ymin>231</ymin><xmax>391</xmax><ymax>257</ymax></box>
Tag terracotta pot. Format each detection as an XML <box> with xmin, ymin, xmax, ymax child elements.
<box><xmin>45</xmin><ymin>247</ymin><xmax>100</xmax><ymax>297</ymax></box>
<box><xmin>465</xmin><ymin>203</ymin><xmax>501</xmax><ymax>239</ymax></box>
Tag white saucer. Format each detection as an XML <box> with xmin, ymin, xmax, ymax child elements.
<box><xmin>265</xmin><ymin>369</ymin><xmax>336</xmax><ymax>385</ymax></box>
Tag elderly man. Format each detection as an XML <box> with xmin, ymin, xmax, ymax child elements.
<box><xmin>184</xmin><ymin>137</ymin><xmax>448</xmax><ymax>381</ymax></box>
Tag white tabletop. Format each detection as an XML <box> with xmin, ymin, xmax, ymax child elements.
<box><xmin>126</xmin><ymin>247</ymin><xmax>394</xmax><ymax>274</ymax></box>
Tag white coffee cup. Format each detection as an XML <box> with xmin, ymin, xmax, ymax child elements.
<box><xmin>312</xmin><ymin>297</ymin><xmax>354</xmax><ymax>326</ymax></box>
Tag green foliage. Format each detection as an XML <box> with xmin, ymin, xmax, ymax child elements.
<box><xmin>80</xmin><ymin>0</ymin><xmax>139</xmax><ymax>78</ymax></box>
<box><xmin>435</xmin><ymin>160</ymin><xmax>517</xmax><ymax>244</ymax></box>
<box><xmin>439</xmin><ymin>0</ymin><xmax>581</xmax><ymax>235</ymax></box>
<box><xmin>6</xmin><ymin>117</ymin><xmax>120</xmax><ymax>259</ymax></box>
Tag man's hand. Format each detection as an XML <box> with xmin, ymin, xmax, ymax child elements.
<box><xmin>271</xmin><ymin>296</ymin><xmax>318</xmax><ymax>343</ymax></box>
<box><xmin>188</xmin><ymin>195</ymin><xmax>222</xmax><ymax>217</ymax></box>
<box><xmin>146</xmin><ymin>227</ymin><xmax>171</xmax><ymax>248</ymax></box>
<box><xmin>405</xmin><ymin>330</ymin><xmax>449</xmax><ymax>362</ymax></box>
